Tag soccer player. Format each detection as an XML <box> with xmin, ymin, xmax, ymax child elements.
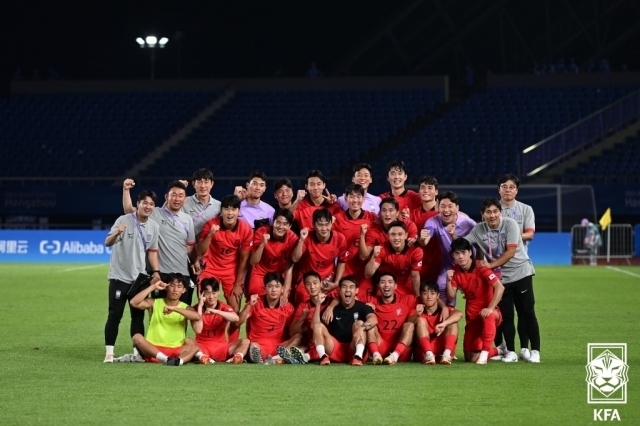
<box><xmin>293</xmin><ymin>170</ymin><xmax>341</xmax><ymax>231</ymax></box>
<box><xmin>359</xmin><ymin>197</ymin><xmax>418</xmax><ymax>261</ymax></box>
<box><xmin>197</xmin><ymin>195</ymin><xmax>253</xmax><ymax>312</ymax></box>
<box><xmin>248</xmin><ymin>209</ymin><xmax>298</xmax><ymax>299</ymax></box>
<box><xmin>364</xmin><ymin>273</ymin><xmax>416</xmax><ymax>365</ymax></box>
<box><xmin>364</xmin><ymin>221</ymin><xmax>423</xmax><ymax>297</ymax></box>
<box><xmin>447</xmin><ymin>238</ymin><xmax>505</xmax><ymax>364</ymax></box>
<box><xmin>413</xmin><ymin>281</ymin><xmax>462</xmax><ymax>365</ymax></box>
<box><xmin>378</xmin><ymin>160</ymin><xmax>422</xmax><ymax>212</ymax></box>
<box><xmin>311</xmin><ymin>277</ymin><xmax>377</xmax><ymax>366</ymax></box>
<box><xmin>192</xmin><ymin>278</ymin><xmax>249</xmax><ymax>364</ymax></box>
<box><xmin>411</xmin><ymin>176</ymin><xmax>442</xmax><ymax>283</ymax></box>
<box><xmin>103</xmin><ymin>190</ymin><xmax>160</xmax><ymax>363</ymax></box>
<box><xmin>238</xmin><ymin>272</ymin><xmax>298</xmax><ymax>363</ymax></box>
<box><xmin>498</xmin><ymin>174</ymin><xmax>535</xmax><ymax>361</ymax></box>
<box><xmin>183</xmin><ymin>168</ymin><xmax>222</xmax><ymax>237</ymax></box>
<box><xmin>291</xmin><ymin>208</ymin><xmax>348</xmax><ymax>304</ymax></box>
<box><xmin>421</xmin><ymin>191</ymin><xmax>476</xmax><ymax>304</ymax></box>
<box><xmin>337</xmin><ymin>163</ymin><xmax>382</xmax><ymax>214</ymax></box>
<box><xmin>123</xmin><ymin>179</ymin><xmax>197</xmax><ymax>304</ymax></box>
<box><xmin>130</xmin><ymin>274</ymin><xmax>201</xmax><ymax>366</ymax></box>
<box><xmin>333</xmin><ymin>183</ymin><xmax>377</xmax><ymax>299</ymax></box>
<box><xmin>273</xmin><ymin>178</ymin><xmax>295</xmax><ymax>210</ymax></box>
<box><xmin>463</xmin><ymin>198</ymin><xmax>541</xmax><ymax>363</ymax></box>
<box><xmin>235</xmin><ymin>171</ymin><xmax>276</xmax><ymax>230</ymax></box>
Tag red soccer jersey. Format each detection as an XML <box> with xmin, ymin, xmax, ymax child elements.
<box><xmin>248</xmin><ymin>227</ymin><xmax>298</xmax><ymax>294</ymax></box>
<box><xmin>378</xmin><ymin>189</ymin><xmax>422</xmax><ymax>212</ymax></box>
<box><xmin>294</xmin><ymin>231</ymin><xmax>349</xmax><ymax>283</ymax></box>
<box><xmin>364</xmin><ymin>219</ymin><xmax>418</xmax><ymax>249</ymax></box>
<box><xmin>247</xmin><ymin>297</ymin><xmax>295</xmax><ymax>343</ymax></box>
<box><xmin>374</xmin><ymin>243</ymin><xmax>423</xmax><ymax>296</ymax></box>
<box><xmin>363</xmin><ymin>294</ymin><xmax>416</xmax><ymax>341</ymax></box>
<box><xmin>450</xmin><ymin>263</ymin><xmax>500</xmax><ymax>321</ymax></box>
<box><xmin>194</xmin><ymin>301</ymin><xmax>234</xmax><ymax>344</ymax></box>
<box><xmin>199</xmin><ymin>218</ymin><xmax>253</xmax><ymax>280</ymax></box>
<box><xmin>410</xmin><ymin>206</ymin><xmax>442</xmax><ymax>281</ymax></box>
<box><xmin>420</xmin><ymin>306</ymin><xmax>456</xmax><ymax>338</ymax></box>
<box><xmin>293</xmin><ymin>197</ymin><xmax>342</xmax><ymax>231</ymax></box>
<box><xmin>333</xmin><ymin>209</ymin><xmax>377</xmax><ymax>278</ymax></box>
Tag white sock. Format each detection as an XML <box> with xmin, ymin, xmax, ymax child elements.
<box><xmin>316</xmin><ymin>345</ymin><xmax>326</xmax><ymax>358</ymax></box>
<box><xmin>106</xmin><ymin>345</ymin><xmax>114</xmax><ymax>356</ymax></box>
<box><xmin>179</xmin><ymin>358</ymin><xmax>184</xmax><ymax>365</ymax></box>
<box><xmin>133</xmin><ymin>347</ymin><xmax>140</xmax><ymax>357</ymax></box>
<box><xmin>426</xmin><ymin>350</ymin><xmax>434</xmax><ymax>358</ymax></box>
<box><xmin>156</xmin><ymin>352</ymin><xmax>168</xmax><ymax>362</ymax></box>
<box><xmin>195</xmin><ymin>351</ymin><xmax>203</xmax><ymax>360</ymax></box>
<box><xmin>303</xmin><ymin>353</ymin><xmax>310</xmax><ymax>362</ymax></box>
<box><xmin>478</xmin><ymin>350</ymin><xmax>489</xmax><ymax>362</ymax></box>
<box><xmin>373</xmin><ymin>351</ymin><xmax>381</xmax><ymax>358</ymax></box>
<box><xmin>443</xmin><ymin>349</ymin><xmax>451</xmax><ymax>357</ymax></box>
<box><xmin>355</xmin><ymin>344</ymin><xmax>365</xmax><ymax>358</ymax></box>
<box><xmin>390</xmin><ymin>351</ymin><xmax>399</xmax><ymax>362</ymax></box>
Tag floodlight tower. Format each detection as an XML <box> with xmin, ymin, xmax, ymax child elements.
<box><xmin>136</xmin><ymin>36</ymin><xmax>169</xmax><ymax>80</ymax></box>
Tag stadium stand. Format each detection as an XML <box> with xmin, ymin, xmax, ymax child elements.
<box><xmin>141</xmin><ymin>89</ymin><xmax>443</xmax><ymax>178</ymax></box>
<box><xmin>371</xmin><ymin>85</ymin><xmax>638</xmax><ymax>184</ymax></box>
<box><xmin>0</xmin><ymin>92</ymin><xmax>219</xmax><ymax>177</ymax></box>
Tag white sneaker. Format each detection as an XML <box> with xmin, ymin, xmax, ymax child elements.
<box><xmin>103</xmin><ymin>354</ymin><xmax>114</xmax><ymax>363</ymax></box>
<box><xmin>519</xmin><ymin>348</ymin><xmax>531</xmax><ymax>361</ymax></box>
<box><xmin>501</xmin><ymin>351</ymin><xmax>518</xmax><ymax>362</ymax></box>
<box><xmin>114</xmin><ymin>354</ymin><xmax>132</xmax><ymax>362</ymax></box>
<box><xmin>528</xmin><ymin>350</ymin><xmax>540</xmax><ymax>363</ymax></box>
<box><xmin>491</xmin><ymin>342</ymin><xmax>506</xmax><ymax>360</ymax></box>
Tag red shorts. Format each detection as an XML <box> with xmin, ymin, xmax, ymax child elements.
<box><xmin>463</xmin><ymin>312</ymin><xmax>502</xmax><ymax>352</ymax></box>
<box><xmin>246</xmin><ymin>274</ymin><xmax>266</xmax><ymax>298</ymax></box>
<box><xmin>252</xmin><ymin>339</ymin><xmax>280</xmax><ymax>358</ymax></box>
<box><xmin>413</xmin><ymin>334</ymin><xmax>455</xmax><ymax>362</ymax></box>
<box><xmin>378</xmin><ymin>338</ymin><xmax>413</xmax><ymax>362</ymax></box>
<box><xmin>143</xmin><ymin>344</ymin><xmax>184</xmax><ymax>362</ymax></box>
<box><xmin>196</xmin><ymin>340</ymin><xmax>232</xmax><ymax>361</ymax></box>
<box><xmin>307</xmin><ymin>336</ymin><xmax>368</xmax><ymax>363</ymax></box>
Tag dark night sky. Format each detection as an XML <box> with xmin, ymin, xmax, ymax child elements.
<box><xmin>3</xmin><ymin>0</ymin><xmax>639</xmax><ymax>82</ymax></box>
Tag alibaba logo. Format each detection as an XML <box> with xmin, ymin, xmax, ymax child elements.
<box><xmin>39</xmin><ymin>240</ymin><xmax>61</xmax><ymax>254</ymax></box>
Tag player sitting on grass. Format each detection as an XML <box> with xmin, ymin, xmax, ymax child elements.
<box><xmin>237</xmin><ymin>272</ymin><xmax>300</xmax><ymax>364</ymax></box>
<box><xmin>412</xmin><ymin>280</ymin><xmax>462</xmax><ymax>365</ymax></box>
<box><xmin>310</xmin><ymin>276</ymin><xmax>376</xmax><ymax>366</ymax></box>
<box><xmin>191</xmin><ymin>278</ymin><xmax>249</xmax><ymax>364</ymax></box>
<box><xmin>364</xmin><ymin>272</ymin><xmax>416</xmax><ymax>365</ymax></box>
<box><xmin>447</xmin><ymin>238</ymin><xmax>505</xmax><ymax>364</ymax></box>
<box><xmin>130</xmin><ymin>274</ymin><xmax>201</xmax><ymax>366</ymax></box>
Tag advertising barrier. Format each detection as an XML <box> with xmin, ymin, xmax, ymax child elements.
<box><xmin>0</xmin><ymin>230</ymin><xmax>111</xmax><ymax>263</ymax></box>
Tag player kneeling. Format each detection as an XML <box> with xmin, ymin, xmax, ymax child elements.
<box><xmin>310</xmin><ymin>276</ymin><xmax>376</xmax><ymax>366</ymax></box>
<box><xmin>364</xmin><ymin>272</ymin><xmax>416</xmax><ymax>365</ymax></box>
<box><xmin>413</xmin><ymin>280</ymin><xmax>462</xmax><ymax>365</ymax></box>
<box><xmin>447</xmin><ymin>238</ymin><xmax>505</xmax><ymax>364</ymax></box>
<box><xmin>130</xmin><ymin>274</ymin><xmax>201</xmax><ymax>366</ymax></box>
<box><xmin>237</xmin><ymin>272</ymin><xmax>300</xmax><ymax>364</ymax></box>
<box><xmin>191</xmin><ymin>278</ymin><xmax>249</xmax><ymax>364</ymax></box>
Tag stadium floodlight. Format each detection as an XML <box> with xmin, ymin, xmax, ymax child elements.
<box><xmin>145</xmin><ymin>36</ymin><xmax>157</xmax><ymax>46</ymax></box>
<box><xmin>136</xmin><ymin>35</ymin><xmax>169</xmax><ymax>80</ymax></box>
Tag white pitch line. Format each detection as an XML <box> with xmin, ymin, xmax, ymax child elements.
<box><xmin>605</xmin><ymin>266</ymin><xmax>640</xmax><ymax>279</ymax></box>
<box><xmin>56</xmin><ymin>264</ymin><xmax>108</xmax><ymax>273</ymax></box>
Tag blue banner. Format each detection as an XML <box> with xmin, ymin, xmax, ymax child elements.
<box><xmin>0</xmin><ymin>230</ymin><xmax>112</xmax><ymax>262</ymax></box>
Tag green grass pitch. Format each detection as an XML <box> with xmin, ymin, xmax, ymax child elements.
<box><xmin>0</xmin><ymin>263</ymin><xmax>638</xmax><ymax>425</ymax></box>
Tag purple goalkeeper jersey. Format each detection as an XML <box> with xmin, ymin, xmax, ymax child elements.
<box><xmin>424</xmin><ymin>214</ymin><xmax>476</xmax><ymax>269</ymax></box>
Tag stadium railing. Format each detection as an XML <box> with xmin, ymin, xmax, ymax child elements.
<box><xmin>520</xmin><ymin>88</ymin><xmax>640</xmax><ymax>178</ymax></box>
<box><xmin>571</xmin><ymin>224</ymin><xmax>634</xmax><ymax>264</ymax></box>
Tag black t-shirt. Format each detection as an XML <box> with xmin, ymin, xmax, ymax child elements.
<box><xmin>323</xmin><ymin>300</ymin><xmax>374</xmax><ymax>343</ymax></box>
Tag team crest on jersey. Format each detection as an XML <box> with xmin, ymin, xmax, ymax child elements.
<box><xmin>396</xmin><ymin>308</ymin><xmax>402</xmax><ymax>316</ymax></box>
<box><xmin>369</xmin><ymin>205</ymin><xmax>376</xmax><ymax>212</ymax></box>
<box><xmin>353</xmin><ymin>312</ymin><xmax>359</xmax><ymax>321</ymax></box>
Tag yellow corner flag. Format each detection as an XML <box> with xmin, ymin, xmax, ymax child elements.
<box><xmin>599</xmin><ymin>208</ymin><xmax>612</xmax><ymax>231</ymax></box>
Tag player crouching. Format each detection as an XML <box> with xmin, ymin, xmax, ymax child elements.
<box><xmin>310</xmin><ymin>276</ymin><xmax>376</xmax><ymax>366</ymax></box>
<box><xmin>191</xmin><ymin>278</ymin><xmax>249</xmax><ymax>364</ymax></box>
<box><xmin>413</xmin><ymin>280</ymin><xmax>462</xmax><ymax>365</ymax></box>
<box><xmin>237</xmin><ymin>272</ymin><xmax>300</xmax><ymax>364</ymax></box>
<box><xmin>130</xmin><ymin>274</ymin><xmax>201</xmax><ymax>366</ymax></box>
<box><xmin>447</xmin><ymin>238</ymin><xmax>505</xmax><ymax>364</ymax></box>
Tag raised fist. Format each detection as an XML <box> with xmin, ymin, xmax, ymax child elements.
<box><xmin>300</xmin><ymin>228</ymin><xmax>309</xmax><ymax>240</ymax></box>
<box><xmin>360</xmin><ymin>224</ymin><xmax>368</xmax><ymax>235</ymax></box>
<box><xmin>262</xmin><ymin>233</ymin><xmax>271</xmax><ymax>245</ymax></box>
<box><xmin>372</xmin><ymin>245</ymin><xmax>381</xmax><ymax>258</ymax></box>
<box><xmin>415</xmin><ymin>304</ymin><xmax>425</xmax><ymax>315</ymax></box>
<box><xmin>123</xmin><ymin>179</ymin><xmax>135</xmax><ymax>190</ymax></box>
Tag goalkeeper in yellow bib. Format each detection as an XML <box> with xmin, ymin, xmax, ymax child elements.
<box><xmin>131</xmin><ymin>273</ymin><xmax>201</xmax><ymax>365</ymax></box>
